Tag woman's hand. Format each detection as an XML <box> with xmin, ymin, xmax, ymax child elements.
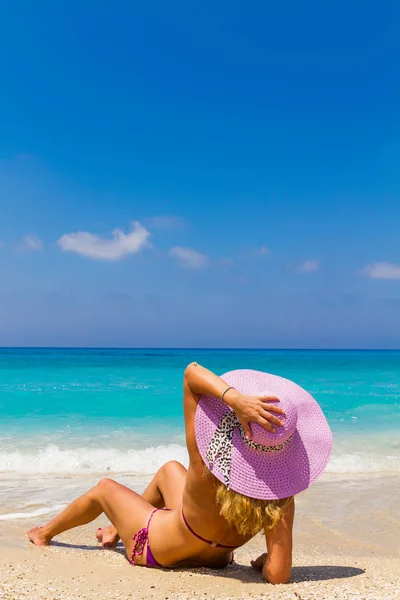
<box><xmin>224</xmin><ymin>390</ymin><xmax>285</xmax><ymax>439</ymax></box>
<box><xmin>251</xmin><ymin>553</ymin><xmax>268</xmax><ymax>571</ymax></box>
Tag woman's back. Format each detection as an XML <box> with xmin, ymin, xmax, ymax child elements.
<box><xmin>182</xmin><ymin>463</ymin><xmax>252</xmax><ymax>549</ymax></box>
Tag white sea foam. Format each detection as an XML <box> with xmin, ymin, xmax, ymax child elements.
<box><xmin>326</xmin><ymin>452</ymin><xmax>400</xmax><ymax>474</ymax></box>
<box><xmin>0</xmin><ymin>443</ymin><xmax>189</xmax><ymax>475</ymax></box>
<box><xmin>0</xmin><ymin>443</ymin><xmax>399</xmax><ymax>522</ymax></box>
<box><xmin>0</xmin><ymin>442</ymin><xmax>399</xmax><ymax>477</ymax></box>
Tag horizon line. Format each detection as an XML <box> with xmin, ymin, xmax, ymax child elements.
<box><xmin>1</xmin><ymin>346</ymin><xmax>400</xmax><ymax>352</ymax></box>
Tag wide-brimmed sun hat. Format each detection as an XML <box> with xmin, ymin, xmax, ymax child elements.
<box><xmin>195</xmin><ymin>369</ymin><xmax>333</xmax><ymax>500</ymax></box>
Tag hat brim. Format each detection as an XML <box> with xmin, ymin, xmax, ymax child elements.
<box><xmin>195</xmin><ymin>369</ymin><xmax>333</xmax><ymax>500</ymax></box>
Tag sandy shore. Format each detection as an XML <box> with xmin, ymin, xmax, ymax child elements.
<box><xmin>1</xmin><ymin>475</ymin><xmax>399</xmax><ymax>600</ymax></box>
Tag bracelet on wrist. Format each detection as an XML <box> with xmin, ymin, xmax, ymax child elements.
<box><xmin>221</xmin><ymin>386</ymin><xmax>235</xmax><ymax>403</ymax></box>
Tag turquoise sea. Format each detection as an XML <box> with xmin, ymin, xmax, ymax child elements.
<box><xmin>1</xmin><ymin>348</ymin><xmax>399</xmax><ymax>521</ymax></box>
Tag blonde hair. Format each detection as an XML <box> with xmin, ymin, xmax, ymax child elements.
<box><xmin>208</xmin><ymin>469</ymin><xmax>292</xmax><ymax>537</ymax></box>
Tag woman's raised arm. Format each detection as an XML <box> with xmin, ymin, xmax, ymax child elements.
<box><xmin>184</xmin><ymin>362</ymin><xmax>285</xmax><ymax>438</ymax></box>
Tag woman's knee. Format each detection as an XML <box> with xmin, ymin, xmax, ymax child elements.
<box><xmin>96</xmin><ymin>477</ymin><xmax>116</xmax><ymax>491</ymax></box>
<box><xmin>86</xmin><ymin>477</ymin><xmax>116</xmax><ymax>502</ymax></box>
<box><xmin>160</xmin><ymin>461</ymin><xmax>186</xmax><ymax>477</ymax></box>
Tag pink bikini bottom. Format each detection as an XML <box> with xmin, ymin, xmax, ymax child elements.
<box><xmin>130</xmin><ymin>508</ymin><xmax>238</xmax><ymax>569</ymax></box>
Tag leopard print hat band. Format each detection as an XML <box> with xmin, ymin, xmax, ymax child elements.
<box><xmin>205</xmin><ymin>411</ymin><xmax>294</xmax><ymax>490</ymax></box>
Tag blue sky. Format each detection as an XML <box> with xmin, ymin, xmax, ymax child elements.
<box><xmin>0</xmin><ymin>1</ymin><xmax>399</xmax><ymax>348</ymax></box>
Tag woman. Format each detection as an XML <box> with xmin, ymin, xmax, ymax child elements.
<box><xmin>28</xmin><ymin>363</ymin><xmax>332</xmax><ymax>584</ymax></box>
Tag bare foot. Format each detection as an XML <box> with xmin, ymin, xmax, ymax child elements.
<box><xmin>95</xmin><ymin>525</ymin><xmax>120</xmax><ymax>547</ymax></box>
<box><xmin>27</xmin><ymin>526</ymin><xmax>51</xmax><ymax>546</ymax></box>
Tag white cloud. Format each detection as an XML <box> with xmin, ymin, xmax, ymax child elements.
<box><xmin>298</xmin><ymin>259</ymin><xmax>320</xmax><ymax>273</ymax></box>
<box><xmin>20</xmin><ymin>234</ymin><xmax>44</xmax><ymax>252</ymax></box>
<box><xmin>362</xmin><ymin>262</ymin><xmax>400</xmax><ymax>280</ymax></box>
<box><xmin>57</xmin><ymin>221</ymin><xmax>150</xmax><ymax>261</ymax></box>
<box><xmin>255</xmin><ymin>245</ymin><xmax>271</xmax><ymax>257</ymax></box>
<box><xmin>169</xmin><ymin>246</ymin><xmax>208</xmax><ymax>269</ymax></box>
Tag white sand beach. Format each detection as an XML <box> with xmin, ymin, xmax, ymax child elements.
<box><xmin>1</xmin><ymin>474</ymin><xmax>399</xmax><ymax>600</ymax></box>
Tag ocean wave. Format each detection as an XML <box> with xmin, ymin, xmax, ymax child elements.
<box><xmin>0</xmin><ymin>443</ymin><xmax>399</xmax><ymax>477</ymax></box>
<box><xmin>0</xmin><ymin>443</ymin><xmax>189</xmax><ymax>475</ymax></box>
<box><xmin>325</xmin><ymin>453</ymin><xmax>400</xmax><ymax>474</ymax></box>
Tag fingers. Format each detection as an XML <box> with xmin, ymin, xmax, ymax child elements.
<box><xmin>251</xmin><ymin>553</ymin><xmax>267</xmax><ymax>571</ymax></box>
<box><xmin>240</xmin><ymin>420</ymin><xmax>253</xmax><ymax>440</ymax></box>
<box><xmin>256</xmin><ymin>415</ymin><xmax>276</xmax><ymax>432</ymax></box>
<box><xmin>235</xmin><ymin>396</ymin><xmax>285</xmax><ymax>437</ymax></box>
<box><xmin>261</xmin><ymin>398</ymin><xmax>285</xmax><ymax>415</ymax></box>
<box><xmin>261</xmin><ymin>410</ymin><xmax>284</xmax><ymax>427</ymax></box>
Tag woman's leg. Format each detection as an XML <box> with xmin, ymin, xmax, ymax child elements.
<box><xmin>28</xmin><ymin>477</ymin><xmax>155</xmax><ymax>560</ymax></box>
<box><xmin>142</xmin><ymin>460</ymin><xmax>187</xmax><ymax>509</ymax></box>
<box><xmin>96</xmin><ymin>461</ymin><xmax>187</xmax><ymax>546</ymax></box>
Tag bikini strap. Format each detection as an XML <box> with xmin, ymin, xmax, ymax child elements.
<box><xmin>130</xmin><ymin>509</ymin><xmax>159</xmax><ymax>565</ymax></box>
<box><xmin>181</xmin><ymin>509</ymin><xmax>238</xmax><ymax>549</ymax></box>
<box><xmin>147</xmin><ymin>508</ymin><xmax>158</xmax><ymax>528</ymax></box>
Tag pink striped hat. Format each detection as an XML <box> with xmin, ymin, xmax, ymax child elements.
<box><xmin>195</xmin><ymin>369</ymin><xmax>332</xmax><ymax>500</ymax></box>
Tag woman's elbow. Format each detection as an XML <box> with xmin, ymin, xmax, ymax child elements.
<box><xmin>184</xmin><ymin>363</ymin><xmax>193</xmax><ymax>380</ymax></box>
<box><xmin>184</xmin><ymin>362</ymin><xmax>198</xmax><ymax>382</ymax></box>
<box><xmin>265</xmin><ymin>574</ymin><xmax>291</xmax><ymax>585</ymax></box>
<box><xmin>263</xmin><ymin>567</ymin><xmax>291</xmax><ymax>585</ymax></box>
